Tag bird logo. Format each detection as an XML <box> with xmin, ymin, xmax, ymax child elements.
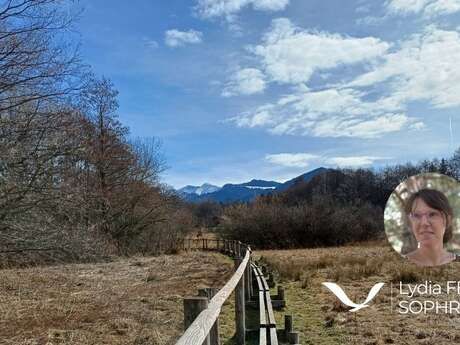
<box><xmin>322</xmin><ymin>282</ymin><xmax>385</xmax><ymax>312</ymax></box>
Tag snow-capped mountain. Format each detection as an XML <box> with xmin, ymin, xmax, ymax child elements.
<box><xmin>178</xmin><ymin>183</ymin><xmax>221</xmax><ymax>196</ymax></box>
<box><xmin>177</xmin><ymin>168</ymin><xmax>328</xmax><ymax>204</ymax></box>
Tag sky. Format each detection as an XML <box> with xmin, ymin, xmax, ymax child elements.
<box><xmin>72</xmin><ymin>0</ymin><xmax>460</xmax><ymax>188</ymax></box>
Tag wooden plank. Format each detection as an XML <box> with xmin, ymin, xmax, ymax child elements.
<box><xmin>269</xmin><ymin>328</ymin><xmax>278</xmax><ymax>345</ymax></box>
<box><xmin>255</xmin><ymin>272</ymin><xmax>264</xmax><ymax>292</ymax></box>
<box><xmin>256</xmin><ymin>268</ymin><xmax>269</xmax><ymax>291</ymax></box>
<box><xmin>235</xmin><ymin>258</ymin><xmax>246</xmax><ymax>345</ymax></box>
<box><xmin>259</xmin><ymin>328</ymin><xmax>267</xmax><ymax>345</ymax></box>
<box><xmin>259</xmin><ymin>291</ymin><xmax>267</xmax><ymax>326</ymax></box>
<box><xmin>262</xmin><ymin>277</ymin><xmax>269</xmax><ymax>292</ymax></box>
<box><xmin>175</xmin><ymin>250</ymin><xmax>250</xmax><ymax>345</ymax></box>
<box><xmin>265</xmin><ymin>292</ymin><xmax>276</xmax><ymax>327</ymax></box>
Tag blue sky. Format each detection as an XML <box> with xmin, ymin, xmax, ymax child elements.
<box><xmin>73</xmin><ymin>0</ymin><xmax>460</xmax><ymax>188</ymax></box>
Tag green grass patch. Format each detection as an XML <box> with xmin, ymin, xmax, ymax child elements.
<box><xmin>276</xmin><ymin>281</ymin><xmax>346</xmax><ymax>345</ymax></box>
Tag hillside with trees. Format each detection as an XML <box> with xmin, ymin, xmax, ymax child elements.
<box><xmin>219</xmin><ymin>151</ymin><xmax>460</xmax><ymax>249</ymax></box>
<box><xmin>0</xmin><ymin>0</ymin><xmax>192</xmax><ymax>267</ymax></box>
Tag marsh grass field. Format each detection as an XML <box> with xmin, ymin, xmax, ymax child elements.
<box><xmin>0</xmin><ymin>251</ymin><xmax>234</xmax><ymax>345</ymax></box>
<box><xmin>3</xmin><ymin>243</ymin><xmax>460</xmax><ymax>345</ymax></box>
<box><xmin>256</xmin><ymin>242</ymin><xmax>460</xmax><ymax>345</ymax></box>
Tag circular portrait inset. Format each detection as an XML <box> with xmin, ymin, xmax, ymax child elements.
<box><xmin>384</xmin><ymin>173</ymin><xmax>460</xmax><ymax>267</ymax></box>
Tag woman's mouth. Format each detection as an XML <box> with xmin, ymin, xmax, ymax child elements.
<box><xmin>419</xmin><ymin>230</ymin><xmax>435</xmax><ymax>236</ymax></box>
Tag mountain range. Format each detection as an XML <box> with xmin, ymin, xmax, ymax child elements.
<box><xmin>177</xmin><ymin>167</ymin><xmax>328</xmax><ymax>203</ymax></box>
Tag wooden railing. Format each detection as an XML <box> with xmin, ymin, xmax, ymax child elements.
<box><xmin>177</xmin><ymin>238</ymin><xmax>301</xmax><ymax>345</ymax></box>
<box><xmin>182</xmin><ymin>238</ymin><xmax>248</xmax><ymax>257</ymax></box>
<box><xmin>177</xmin><ymin>239</ymin><xmax>250</xmax><ymax>345</ymax></box>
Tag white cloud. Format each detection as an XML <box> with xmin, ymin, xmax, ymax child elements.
<box><xmin>386</xmin><ymin>0</ymin><xmax>430</xmax><ymax>14</ymax></box>
<box><xmin>311</xmin><ymin>113</ymin><xmax>412</xmax><ymax>138</ymax></box>
<box><xmin>231</xmin><ymin>87</ymin><xmax>423</xmax><ymax>138</ymax></box>
<box><xmin>265</xmin><ymin>153</ymin><xmax>389</xmax><ymax>168</ymax></box>
<box><xmin>195</xmin><ymin>0</ymin><xmax>289</xmax><ymax>20</ymax></box>
<box><xmin>386</xmin><ymin>0</ymin><xmax>460</xmax><ymax>16</ymax></box>
<box><xmin>356</xmin><ymin>15</ymin><xmax>387</xmax><ymax>26</ymax></box>
<box><xmin>349</xmin><ymin>27</ymin><xmax>460</xmax><ymax>108</ymax></box>
<box><xmin>165</xmin><ymin>29</ymin><xmax>203</xmax><ymax>47</ymax></box>
<box><xmin>425</xmin><ymin>0</ymin><xmax>460</xmax><ymax>15</ymax></box>
<box><xmin>252</xmin><ymin>18</ymin><xmax>390</xmax><ymax>84</ymax></box>
<box><xmin>230</xmin><ymin>106</ymin><xmax>275</xmax><ymax>127</ymax></box>
<box><xmin>265</xmin><ymin>153</ymin><xmax>319</xmax><ymax>168</ymax></box>
<box><xmin>222</xmin><ymin>68</ymin><xmax>266</xmax><ymax>96</ymax></box>
<box><xmin>225</xmin><ymin>21</ymin><xmax>457</xmax><ymax>140</ymax></box>
<box><xmin>326</xmin><ymin>156</ymin><xmax>388</xmax><ymax>167</ymax></box>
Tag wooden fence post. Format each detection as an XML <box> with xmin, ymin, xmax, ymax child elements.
<box><xmin>278</xmin><ymin>286</ymin><xmax>285</xmax><ymax>301</ymax></box>
<box><xmin>285</xmin><ymin>315</ymin><xmax>293</xmax><ymax>338</ymax></box>
<box><xmin>288</xmin><ymin>332</ymin><xmax>300</xmax><ymax>345</ymax></box>
<box><xmin>234</xmin><ymin>257</ymin><xmax>246</xmax><ymax>345</ymax></box>
<box><xmin>184</xmin><ymin>297</ymin><xmax>210</xmax><ymax>345</ymax></box>
<box><xmin>244</xmin><ymin>258</ymin><xmax>250</xmax><ymax>301</ymax></box>
<box><xmin>267</xmin><ymin>272</ymin><xmax>275</xmax><ymax>288</ymax></box>
<box><xmin>198</xmin><ymin>288</ymin><xmax>221</xmax><ymax>345</ymax></box>
<box><xmin>248</xmin><ymin>257</ymin><xmax>253</xmax><ymax>298</ymax></box>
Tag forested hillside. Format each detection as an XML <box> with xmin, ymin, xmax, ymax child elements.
<box><xmin>220</xmin><ymin>152</ymin><xmax>460</xmax><ymax>249</ymax></box>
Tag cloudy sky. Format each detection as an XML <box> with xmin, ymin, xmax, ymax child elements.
<box><xmin>74</xmin><ymin>0</ymin><xmax>460</xmax><ymax>188</ymax></box>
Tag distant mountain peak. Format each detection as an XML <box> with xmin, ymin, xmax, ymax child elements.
<box><xmin>177</xmin><ymin>167</ymin><xmax>329</xmax><ymax>203</ymax></box>
<box><xmin>178</xmin><ymin>183</ymin><xmax>221</xmax><ymax>196</ymax></box>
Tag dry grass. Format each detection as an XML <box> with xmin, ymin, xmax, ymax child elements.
<box><xmin>0</xmin><ymin>251</ymin><xmax>234</xmax><ymax>345</ymax></box>
<box><xmin>255</xmin><ymin>243</ymin><xmax>460</xmax><ymax>345</ymax></box>
<box><xmin>6</xmin><ymin>240</ymin><xmax>459</xmax><ymax>345</ymax></box>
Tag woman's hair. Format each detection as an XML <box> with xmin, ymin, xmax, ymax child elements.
<box><xmin>405</xmin><ymin>188</ymin><xmax>453</xmax><ymax>243</ymax></box>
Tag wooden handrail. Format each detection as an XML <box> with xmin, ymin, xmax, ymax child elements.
<box><xmin>175</xmin><ymin>249</ymin><xmax>250</xmax><ymax>345</ymax></box>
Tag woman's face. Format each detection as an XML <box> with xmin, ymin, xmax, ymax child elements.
<box><xmin>409</xmin><ymin>198</ymin><xmax>446</xmax><ymax>248</ymax></box>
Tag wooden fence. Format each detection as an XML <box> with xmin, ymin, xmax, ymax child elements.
<box><xmin>176</xmin><ymin>238</ymin><xmax>301</xmax><ymax>345</ymax></box>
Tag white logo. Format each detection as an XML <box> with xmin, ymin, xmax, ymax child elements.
<box><xmin>322</xmin><ymin>282</ymin><xmax>385</xmax><ymax>312</ymax></box>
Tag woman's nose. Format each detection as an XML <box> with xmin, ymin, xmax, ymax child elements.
<box><xmin>420</xmin><ymin>214</ymin><xmax>431</xmax><ymax>225</ymax></box>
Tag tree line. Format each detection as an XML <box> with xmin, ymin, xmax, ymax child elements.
<box><xmin>0</xmin><ymin>0</ymin><xmax>192</xmax><ymax>266</ymax></box>
<box><xmin>215</xmin><ymin>150</ymin><xmax>460</xmax><ymax>249</ymax></box>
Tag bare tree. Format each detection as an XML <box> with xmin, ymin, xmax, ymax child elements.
<box><xmin>78</xmin><ymin>77</ymin><xmax>172</xmax><ymax>254</ymax></box>
<box><xmin>0</xmin><ymin>0</ymin><xmax>86</xmax><ymax>256</ymax></box>
<box><xmin>0</xmin><ymin>2</ymin><xmax>188</xmax><ymax>262</ymax></box>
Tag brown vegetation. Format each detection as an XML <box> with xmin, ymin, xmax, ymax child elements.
<box><xmin>0</xmin><ymin>1</ymin><xmax>193</xmax><ymax>264</ymax></box>
<box><xmin>0</xmin><ymin>251</ymin><xmax>234</xmax><ymax>345</ymax></box>
<box><xmin>255</xmin><ymin>243</ymin><xmax>460</xmax><ymax>345</ymax></box>
<box><xmin>220</xmin><ymin>153</ymin><xmax>460</xmax><ymax>251</ymax></box>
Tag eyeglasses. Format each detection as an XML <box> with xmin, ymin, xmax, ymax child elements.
<box><xmin>409</xmin><ymin>211</ymin><xmax>443</xmax><ymax>223</ymax></box>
